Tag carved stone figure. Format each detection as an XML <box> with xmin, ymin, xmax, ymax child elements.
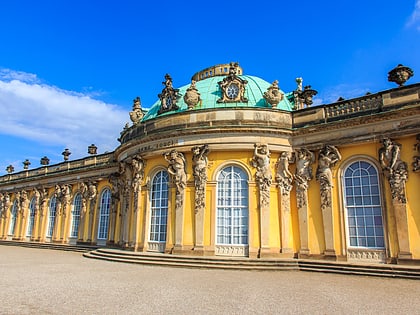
<box><xmin>316</xmin><ymin>145</ymin><xmax>342</xmax><ymax>189</ymax></box>
<box><xmin>164</xmin><ymin>150</ymin><xmax>187</xmax><ymax>192</ymax></box>
<box><xmin>295</xmin><ymin>148</ymin><xmax>315</xmax><ymax>208</ymax></box>
<box><xmin>316</xmin><ymin>145</ymin><xmax>341</xmax><ymax>210</ymax></box>
<box><xmin>192</xmin><ymin>144</ymin><xmax>210</xmax><ymax>213</ymax></box>
<box><xmin>20</xmin><ymin>190</ymin><xmax>29</xmax><ymax>218</ymax></box>
<box><xmin>276</xmin><ymin>151</ymin><xmax>294</xmax><ymax>195</ymax></box>
<box><xmin>131</xmin><ymin>155</ymin><xmax>145</xmax><ymax>194</ymax></box>
<box><xmin>379</xmin><ymin>138</ymin><xmax>408</xmax><ymax>203</ymax></box>
<box><xmin>129</xmin><ymin>96</ymin><xmax>144</xmax><ymax>125</ymax></box>
<box><xmin>184</xmin><ymin>80</ymin><xmax>201</xmax><ymax>109</ymax></box>
<box><xmin>33</xmin><ymin>188</ymin><xmax>40</xmax><ymax>215</ymax></box>
<box><xmin>87</xmin><ymin>181</ymin><xmax>97</xmax><ymax>242</ymax></box>
<box><xmin>263</xmin><ymin>80</ymin><xmax>284</xmax><ymax>108</ymax></box>
<box><xmin>413</xmin><ymin>134</ymin><xmax>420</xmax><ymax>172</ymax></box>
<box><xmin>164</xmin><ymin>149</ymin><xmax>187</xmax><ymax>210</ymax></box>
<box><xmin>251</xmin><ymin>144</ymin><xmax>272</xmax><ymax>207</ymax></box>
<box><xmin>158</xmin><ymin>74</ymin><xmax>180</xmax><ymax>114</ymax></box>
<box><xmin>3</xmin><ymin>193</ymin><xmax>10</xmax><ymax>219</ymax></box>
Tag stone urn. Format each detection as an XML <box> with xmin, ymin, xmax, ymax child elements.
<box><xmin>388</xmin><ymin>64</ymin><xmax>414</xmax><ymax>87</ymax></box>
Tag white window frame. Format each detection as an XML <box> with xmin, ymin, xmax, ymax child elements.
<box><xmin>46</xmin><ymin>197</ymin><xmax>57</xmax><ymax>238</ymax></box>
<box><xmin>343</xmin><ymin>160</ymin><xmax>385</xmax><ymax>249</ymax></box>
<box><xmin>8</xmin><ymin>200</ymin><xmax>18</xmax><ymax>236</ymax></box>
<box><xmin>70</xmin><ymin>193</ymin><xmax>82</xmax><ymax>238</ymax></box>
<box><xmin>97</xmin><ymin>189</ymin><xmax>111</xmax><ymax>240</ymax></box>
<box><xmin>215</xmin><ymin>165</ymin><xmax>249</xmax><ymax>251</ymax></box>
<box><xmin>148</xmin><ymin>170</ymin><xmax>169</xmax><ymax>250</ymax></box>
<box><xmin>26</xmin><ymin>197</ymin><xmax>36</xmax><ymax>237</ymax></box>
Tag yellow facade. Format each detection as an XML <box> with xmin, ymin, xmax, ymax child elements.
<box><xmin>0</xmin><ymin>63</ymin><xmax>419</xmax><ymax>265</ymax></box>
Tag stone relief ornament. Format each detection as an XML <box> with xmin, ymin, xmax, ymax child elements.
<box><xmin>184</xmin><ymin>80</ymin><xmax>201</xmax><ymax>110</ymax></box>
<box><xmin>295</xmin><ymin>148</ymin><xmax>315</xmax><ymax>208</ymax></box>
<box><xmin>158</xmin><ymin>74</ymin><xmax>180</xmax><ymax>114</ymax></box>
<box><xmin>251</xmin><ymin>144</ymin><xmax>272</xmax><ymax>208</ymax></box>
<box><xmin>164</xmin><ymin>149</ymin><xmax>187</xmax><ymax>210</ymax></box>
<box><xmin>316</xmin><ymin>146</ymin><xmax>342</xmax><ymax>210</ymax></box>
<box><xmin>20</xmin><ymin>190</ymin><xmax>29</xmax><ymax>218</ymax></box>
<box><xmin>129</xmin><ymin>96</ymin><xmax>144</xmax><ymax>125</ymax></box>
<box><xmin>33</xmin><ymin>188</ymin><xmax>40</xmax><ymax>215</ymax></box>
<box><xmin>217</xmin><ymin>62</ymin><xmax>248</xmax><ymax>103</ymax></box>
<box><xmin>0</xmin><ymin>192</ymin><xmax>3</xmax><ymax>218</ymax></box>
<box><xmin>388</xmin><ymin>64</ymin><xmax>414</xmax><ymax>87</ymax></box>
<box><xmin>263</xmin><ymin>80</ymin><xmax>284</xmax><ymax>108</ymax></box>
<box><xmin>275</xmin><ymin>152</ymin><xmax>294</xmax><ymax>195</ymax></box>
<box><xmin>2</xmin><ymin>193</ymin><xmax>10</xmax><ymax>219</ymax></box>
<box><xmin>379</xmin><ymin>138</ymin><xmax>408</xmax><ymax>203</ymax></box>
<box><xmin>192</xmin><ymin>144</ymin><xmax>210</xmax><ymax>213</ymax></box>
<box><xmin>413</xmin><ymin>134</ymin><xmax>420</xmax><ymax>172</ymax></box>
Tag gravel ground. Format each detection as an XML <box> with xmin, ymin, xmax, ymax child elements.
<box><xmin>1</xmin><ymin>246</ymin><xmax>419</xmax><ymax>315</ymax></box>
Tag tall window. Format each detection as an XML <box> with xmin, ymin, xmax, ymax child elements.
<box><xmin>46</xmin><ymin>197</ymin><xmax>57</xmax><ymax>238</ymax></box>
<box><xmin>97</xmin><ymin>189</ymin><xmax>111</xmax><ymax>240</ymax></box>
<box><xmin>149</xmin><ymin>171</ymin><xmax>169</xmax><ymax>243</ymax></box>
<box><xmin>343</xmin><ymin>161</ymin><xmax>385</xmax><ymax>248</ymax></box>
<box><xmin>26</xmin><ymin>197</ymin><xmax>36</xmax><ymax>237</ymax></box>
<box><xmin>216</xmin><ymin>165</ymin><xmax>249</xmax><ymax>245</ymax></box>
<box><xmin>8</xmin><ymin>200</ymin><xmax>18</xmax><ymax>236</ymax></box>
<box><xmin>70</xmin><ymin>193</ymin><xmax>82</xmax><ymax>238</ymax></box>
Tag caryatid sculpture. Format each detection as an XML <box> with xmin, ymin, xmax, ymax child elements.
<box><xmin>379</xmin><ymin>137</ymin><xmax>408</xmax><ymax>203</ymax></box>
<box><xmin>192</xmin><ymin>144</ymin><xmax>209</xmax><ymax>213</ymax></box>
<box><xmin>251</xmin><ymin>144</ymin><xmax>272</xmax><ymax>207</ymax></box>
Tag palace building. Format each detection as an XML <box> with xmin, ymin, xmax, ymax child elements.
<box><xmin>0</xmin><ymin>62</ymin><xmax>419</xmax><ymax>265</ymax></box>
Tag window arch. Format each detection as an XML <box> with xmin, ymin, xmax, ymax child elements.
<box><xmin>216</xmin><ymin>165</ymin><xmax>249</xmax><ymax>246</ymax></box>
<box><xmin>343</xmin><ymin>160</ymin><xmax>385</xmax><ymax>248</ymax></box>
<box><xmin>46</xmin><ymin>196</ymin><xmax>57</xmax><ymax>238</ymax></box>
<box><xmin>149</xmin><ymin>170</ymin><xmax>169</xmax><ymax>245</ymax></box>
<box><xmin>70</xmin><ymin>193</ymin><xmax>82</xmax><ymax>238</ymax></box>
<box><xmin>26</xmin><ymin>197</ymin><xmax>36</xmax><ymax>237</ymax></box>
<box><xmin>8</xmin><ymin>200</ymin><xmax>18</xmax><ymax>236</ymax></box>
<box><xmin>97</xmin><ymin>188</ymin><xmax>111</xmax><ymax>240</ymax></box>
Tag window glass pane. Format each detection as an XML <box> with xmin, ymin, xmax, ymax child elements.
<box><xmin>343</xmin><ymin>161</ymin><xmax>385</xmax><ymax>249</ymax></box>
<box><xmin>216</xmin><ymin>166</ymin><xmax>248</xmax><ymax>247</ymax></box>
<box><xmin>149</xmin><ymin>171</ymin><xmax>169</xmax><ymax>244</ymax></box>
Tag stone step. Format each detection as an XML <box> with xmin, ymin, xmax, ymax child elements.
<box><xmin>94</xmin><ymin>248</ymin><xmax>298</xmax><ymax>267</ymax></box>
<box><xmin>0</xmin><ymin>240</ymin><xmax>98</xmax><ymax>253</ymax></box>
<box><xmin>298</xmin><ymin>261</ymin><xmax>420</xmax><ymax>279</ymax></box>
<box><xmin>84</xmin><ymin>251</ymin><xmax>298</xmax><ymax>271</ymax></box>
<box><xmin>84</xmin><ymin>248</ymin><xmax>420</xmax><ymax>279</ymax></box>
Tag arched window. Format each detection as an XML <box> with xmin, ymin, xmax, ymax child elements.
<box><xmin>8</xmin><ymin>200</ymin><xmax>18</xmax><ymax>236</ymax></box>
<box><xmin>46</xmin><ymin>197</ymin><xmax>57</xmax><ymax>238</ymax></box>
<box><xmin>149</xmin><ymin>171</ymin><xmax>169</xmax><ymax>245</ymax></box>
<box><xmin>97</xmin><ymin>189</ymin><xmax>111</xmax><ymax>240</ymax></box>
<box><xmin>70</xmin><ymin>193</ymin><xmax>82</xmax><ymax>238</ymax></box>
<box><xmin>343</xmin><ymin>161</ymin><xmax>385</xmax><ymax>248</ymax></box>
<box><xmin>216</xmin><ymin>165</ymin><xmax>249</xmax><ymax>246</ymax></box>
<box><xmin>26</xmin><ymin>197</ymin><xmax>36</xmax><ymax>237</ymax></box>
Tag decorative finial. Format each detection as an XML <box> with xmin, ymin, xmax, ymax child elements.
<box><xmin>88</xmin><ymin>144</ymin><xmax>98</xmax><ymax>155</ymax></box>
<box><xmin>300</xmin><ymin>85</ymin><xmax>318</xmax><ymax>106</ymax></box>
<box><xmin>62</xmin><ymin>148</ymin><xmax>71</xmax><ymax>161</ymax></box>
<box><xmin>263</xmin><ymin>80</ymin><xmax>284</xmax><ymax>108</ymax></box>
<box><xmin>129</xmin><ymin>96</ymin><xmax>144</xmax><ymax>124</ymax></box>
<box><xmin>184</xmin><ymin>80</ymin><xmax>201</xmax><ymax>109</ymax></box>
<box><xmin>40</xmin><ymin>156</ymin><xmax>50</xmax><ymax>166</ymax></box>
<box><xmin>388</xmin><ymin>64</ymin><xmax>414</xmax><ymax>87</ymax></box>
<box><xmin>6</xmin><ymin>165</ymin><xmax>14</xmax><ymax>174</ymax></box>
<box><xmin>23</xmin><ymin>159</ymin><xmax>31</xmax><ymax>170</ymax></box>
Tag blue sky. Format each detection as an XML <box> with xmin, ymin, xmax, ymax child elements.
<box><xmin>0</xmin><ymin>0</ymin><xmax>419</xmax><ymax>174</ymax></box>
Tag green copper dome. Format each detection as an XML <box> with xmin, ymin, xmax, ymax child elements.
<box><xmin>142</xmin><ymin>74</ymin><xmax>293</xmax><ymax>122</ymax></box>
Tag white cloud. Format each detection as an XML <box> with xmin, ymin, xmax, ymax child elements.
<box><xmin>0</xmin><ymin>69</ymin><xmax>128</xmax><ymax>160</ymax></box>
<box><xmin>406</xmin><ymin>0</ymin><xmax>420</xmax><ymax>31</ymax></box>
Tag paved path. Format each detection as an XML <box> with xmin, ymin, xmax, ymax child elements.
<box><xmin>1</xmin><ymin>246</ymin><xmax>419</xmax><ymax>315</ymax></box>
